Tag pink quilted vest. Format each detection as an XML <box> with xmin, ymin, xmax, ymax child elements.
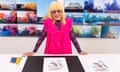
<box><xmin>43</xmin><ymin>18</ymin><xmax>72</xmax><ymax>54</ymax></box>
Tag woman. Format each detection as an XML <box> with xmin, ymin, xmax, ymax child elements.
<box><xmin>24</xmin><ymin>1</ymin><xmax>87</xmax><ymax>56</ymax></box>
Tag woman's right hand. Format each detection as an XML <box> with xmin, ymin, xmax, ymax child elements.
<box><xmin>23</xmin><ymin>52</ymin><xmax>35</xmax><ymax>56</ymax></box>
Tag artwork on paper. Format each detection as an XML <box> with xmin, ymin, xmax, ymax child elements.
<box><xmin>17</xmin><ymin>11</ymin><xmax>37</xmax><ymax>23</ymax></box>
<box><xmin>101</xmin><ymin>25</ymin><xmax>120</xmax><ymax>38</ymax></box>
<box><xmin>0</xmin><ymin>0</ymin><xmax>16</xmax><ymax>10</ymax></box>
<box><xmin>0</xmin><ymin>24</ymin><xmax>18</xmax><ymax>36</ymax></box>
<box><xmin>83</xmin><ymin>13</ymin><xmax>120</xmax><ymax>25</ymax></box>
<box><xmin>73</xmin><ymin>25</ymin><xmax>101</xmax><ymax>38</ymax></box>
<box><xmin>66</xmin><ymin>12</ymin><xmax>83</xmax><ymax>25</ymax></box>
<box><xmin>16</xmin><ymin>0</ymin><xmax>37</xmax><ymax>11</ymax></box>
<box><xmin>73</xmin><ymin>25</ymin><xmax>82</xmax><ymax>37</ymax></box>
<box><xmin>43</xmin><ymin>57</ymin><xmax>69</xmax><ymax>72</ymax></box>
<box><xmin>64</xmin><ymin>0</ymin><xmax>84</xmax><ymax>12</ymax></box>
<box><xmin>18</xmin><ymin>24</ymin><xmax>43</xmax><ymax>36</ymax></box>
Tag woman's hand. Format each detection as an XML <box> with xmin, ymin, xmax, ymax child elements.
<box><xmin>79</xmin><ymin>51</ymin><xmax>88</xmax><ymax>55</ymax></box>
<box><xmin>23</xmin><ymin>52</ymin><xmax>35</xmax><ymax>56</ymax></box>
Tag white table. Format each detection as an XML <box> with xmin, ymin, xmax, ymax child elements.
<box><xmin>78</xmin><ymin>54</ymin><xmax>120</xmax><ymax>72</ymax></box>
<box><xmin>0</xmin><ymin>54</ymin><xmax>120</xmax><ymax>72</ymax></box>
<box><xmin>0</xmin><ymin>54</ymin><xmax>27</xmax><ymax>72</ymax></box>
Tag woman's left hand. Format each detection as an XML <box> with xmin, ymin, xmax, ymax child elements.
<box><xmin>79</xmin><ymin>51</ymin><xmax>88</xmax><ymax>55</ymax></box>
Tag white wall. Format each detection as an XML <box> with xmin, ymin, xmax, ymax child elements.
<box><xmin>0</xmin><ymin>37</ymin><xmax>120</xmax><ymax>54</ymax></box>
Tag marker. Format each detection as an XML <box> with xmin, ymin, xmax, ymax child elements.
<box><xmin>16</xmin><ymin>57</ymin><xmax>22</xmax><ymax>64</ymax></box>
<box><xmin>10</xmin><ymin>57</ymin><xmax>17</xmax><ymax>63</ymax></box>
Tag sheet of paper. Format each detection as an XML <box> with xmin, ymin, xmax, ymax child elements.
<box><xmin>43</xmin><ymin>57</ymin><xmax>69</xmax><ymax>72</ymax></box>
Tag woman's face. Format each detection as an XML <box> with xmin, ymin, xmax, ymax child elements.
<box><xmin>51</xmin><ymin>10</ymin><xmax>62</xmax><ymax>21</ymax></box>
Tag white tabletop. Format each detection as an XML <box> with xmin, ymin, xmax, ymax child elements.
<box><xmin>0</xmin><ymin>54</ymin><xmax>21</xmax><ymax>72</ymax></box>
<box><xmin>0</xmin><ymin>54</ymin><xmax>120</xmax><ymax>72</ymax></box>
<box><xmin>79</xmin><ymin>54</ymin><xmax>120</xmax><ymax>72</ymax></box>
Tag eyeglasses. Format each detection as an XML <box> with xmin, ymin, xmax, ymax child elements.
<box><xmin>51</xmin><ymin>10</ymin><xmax>62</xmax><ymax>14</ymax></box>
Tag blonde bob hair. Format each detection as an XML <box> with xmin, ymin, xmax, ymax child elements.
<box><xmin>45</xmin><ymin>1</ymin><xmax>66</xmax><ymax>24</ymax></box>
